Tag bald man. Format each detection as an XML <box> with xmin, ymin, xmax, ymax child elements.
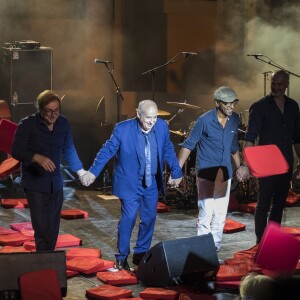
<box><xmin>81</xmin><ymin>100</ymin><xmax>182</xmax><ymax>270</ymax></box>
<box><xmin>243</xmin><ymin>70</ymin><xmax>300</xmax><ymax>243</ymax></box>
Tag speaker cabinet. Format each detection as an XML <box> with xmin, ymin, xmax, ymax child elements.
<box><xmin>136</xmin><ymin>233</ymin><xmax>220</xmax><ymax>287</ymax></box>
<box><xmin>0</xmin><ymin>251</ymin><xmax>67</xmax><ymax>299</ymax></box>
<box><xmin>0</xmin><ymin>47</ymin><xmax>52</xmax><ymax>121</ymax></box>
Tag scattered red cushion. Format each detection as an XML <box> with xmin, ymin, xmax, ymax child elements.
<box><xmin>66</xmin><ymin>257</ymin><xmax>108</xmax><ymax>275</ymax></box>
<box><xmin>285</xmin><ymin>190</ymin><xmax>300</xmax><ymax>206</ymax></box>
<box><xmin>0</xmin><ymin>157</ymin><xmax>20</xmax><ymax>178</ymax></box>
<box><xmin>139</xmin><ymin>287</ymin><xmax>178</xmax><ymax>300</ymax></box>
<box><xmin>0</xmin><ymin>226</ymin><xmax>16</xmax><ymax>235</ymax></box>
<box><xmin>0</xmin><ymin>233</ymin><xmax>30</xmax><ymax>246</ymax></box>
<box><xmin>223</xmin><ymin>218</ymin><xmax>246</xmax><ymax>233</ymax></box>
<box><xmin>281</xmin><ymin>226</ymin><xmax>300</xmax><ymax>236</ymax></box>
<box><xmin>215</xmin><ymin>264</ymin><xmax>249</xmax><ymax>282</ymax></box>
<box><xmin>66</xmin><ymin>247</ymin><xmax>101</xmax><ymax>260</ymax></box>
<box><xmin>10</xmin><ymin>222</ymin><xmax>33</xmax><ymax>232</ymax></box>
<box><xmin>97</xmin><ymin>270</ymin><xmax>138</xmax><ymax>285</ymax></box>
<box><xmin>85</xmin><ymin>284</ymin><xmax>132</xmax><ymax>300</ymax></box>
<box><xmin>61</xmin><ymin>209</ymin><xmax>88</xmax><ymax>219</ymax></box>
<box><xmin>1</xmin><ymin>198</ymin><xmax>28</xmax><ymax>209</ymax></box>
<box><xmin>157</xmin><ymin>202</ymin><xmax>170</xmax><ymax>213</ymax></box>
<box><xmin>0</xmin><ymin>245</ymin><xmax>30</xmax><ymax>253</ymax></box>
<box><xmin>66</xmin><ymin>269</ymin><xmax>79</xmax><ymax>278</ymax></box>
<box><xmin>56</xmin><ymin>234</ymin><xmax>82</xmax><ymax>248</ymax></box>
<box><xmin>239</xmin><ymin>202</ymin><xmax>257</xmax><ymax>214</ymax></box>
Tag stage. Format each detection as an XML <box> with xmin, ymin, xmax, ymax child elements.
<box><xmin>0</xmin><ymin>178</ymin><xmax>299</xmax><ymax>300</ymax></box>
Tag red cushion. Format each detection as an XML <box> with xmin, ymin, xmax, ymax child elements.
<box><xmin>19</xmin><ymin>229</ymin><xmax>35</xmax><ymax>240</ymax></box>
<box><xmin>281</xmin><ymin>226</ymin><xmax>300</xmax><ymax>236</ymax></box>
<box><xmin>285</xmin><ymin>190</ymin><xmax>300</xmax><ymax>206</ymax></box>
<box><xmin>215</xmin><ymin>264</ymin><xmax>249</xmax><ymax>282</ymax></box>
<box><xmin>0</xmin><ymin>157</ymin><xmax>20</xmax><ymax>178</ymax></box>
<box><xmin>66</xmin><ymin>257</ymin><xmax>105</xmax><ymax>275</ymax></box>
<box><xmin>139</xmin><ymin>288</ymin><xmax>178</xmax><ymax>300</ymax></box>
<box><xmin>0</xmin><ymin>233</ymin><xmax>29</xmax><ymax>246</ymax></box>
<box><xmin>10</xmin><ymin>222</ymin><xmax>33</xmax><ymax>232</ymax></box>
<box><xmin>0</xmin><ymin>226</ymin><xmax>16</xmax><ymax>235</ymax></box>
<box><xmin>254</xmin><ymin>222</ymin><xmax>300</xmax><ymax>274</ymax></box>
<box><xmin>0</xmin><ymin>119</ymin><xmax>18</xmax><ymax>154</ymax></box>
<box><xmin>56</xmin><ymin>234</ymin><xmax>82</xmax><ymax>248</ymax></box>
<box><xmin>214</xmin><ymin>280</ymin><xmax>241</xmax><ymax>290</ymax></box>
<box><xmin>66</xmin><ymin>269</ymin><xmax>79</xmax><ymax>278</ymax></box>
<box><xmin>223</xmin><ymin>218</ymin><xmax>246</xmax><ymax>233</ymax></box>
<box><xmin>19</xmin><ymin>269</ymin><xmax>62</xmax><ymax>300</ymax></box>
<box><xmin>85</xmin><ymin>284</ymin><xmax>132</xmax><ymax>300</ymax></box>
<box><xmin>157</xmin><ymin>202</ymin><xmax>170</xmax><ymax>213</ymax></box>
<box><xmin>0</xmin><ymin>245</ymin><xmax>30</xmax><ymax>253</ymax></box>
<box><xmin>1</xmin><ymin>198</ymin><xmax>28</xmax><ymax>209</ymax></box>
<box><xmin>60</xmin><ymin>209</ymin><xmax>88</xmax><ymax>219</ymax></box>
<box><xmin>97</xmin><ymin>270</ymin><xmax>138</xmax><ymax>285</ymax></box>
<box><xmin>243</xmin><ymin>144</ymin><xmax>289</xmax><ymax>177</ymax></box>
<box><xmin>66</xmin><ymin>247</ymin><xmax>101</xmax><ymax>260</ymax></box>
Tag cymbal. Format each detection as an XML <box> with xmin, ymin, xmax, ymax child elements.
<box><xmin>169</xmin><ymin>130</ymin><xmax>186</xmax><ymax>137</ymax></box>
<box><xmin>157</xmin><ymin>110</ymin><xmax>170</xmax><ymax>116</ymax></box>
<box><xmin>166</xmin><ymin>101</ymin><xmax>201</xmax><ymax>110</ymax></box>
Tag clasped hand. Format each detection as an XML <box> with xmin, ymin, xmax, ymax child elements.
<box><xmin>80</xmin><ymin>171</ymin><xmax>96</xmax><ymax>186</ymax></box>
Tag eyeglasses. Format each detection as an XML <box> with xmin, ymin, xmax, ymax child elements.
<box><xmin>218</xmin><ymin>100</ymin><xmax>238</xmax><ymax>107</ymax></box>
<box><xmin>42</xmin><ymin>108</ymin><xmax>61</xmax><ymax>115</ymax></box>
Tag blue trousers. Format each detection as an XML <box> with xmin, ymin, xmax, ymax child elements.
<box><xmin>25</xmin><ymin>189</ymin><xmax>64</xmax><ymax>252</ymax></box>
<box><xmin>116</xmin><ymin>178</ymin><xmax>158</xmax><ymax>261</ymax></box>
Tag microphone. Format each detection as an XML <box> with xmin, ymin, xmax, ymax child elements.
<box><xmin>247</xmin><ymin>54</ymin><xmax>263</xmax><ymax>57</ymax></box>
<box><xmin>182</xmin><ymin>52</ymin><xmax>198</xmax><ymax>56</ymax></box>
<box><xmin>94</xmin><ymin>59</ymin><xmax>112</xmax><ymax>64</ymax></box>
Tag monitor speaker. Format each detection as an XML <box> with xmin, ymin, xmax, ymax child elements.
<box><xmin>136</xmin><ymin>233</ymin><xmax>219</xmax><ymax>287</ymax></box>
<box><xmin>0</xmin><ymin>251</ymin><xmax>67</xmax><ymax>300</ymax></box>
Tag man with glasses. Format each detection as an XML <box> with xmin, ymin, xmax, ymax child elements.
<box><xmin>172</xmin><ymin>86</ymin><xmax>248</xmax><ymax>254</ymax></box>
<box><xmin>12</xmin><ymin>90</ymin><xmax>86</xmax><ymax>251</ymax></box>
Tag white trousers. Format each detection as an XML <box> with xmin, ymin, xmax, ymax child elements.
<box><xmin>196</xmin><ymin>172</ymin><xmax>231</xmax><ymax>251</ymax></box>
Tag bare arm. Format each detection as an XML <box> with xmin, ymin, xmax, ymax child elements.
<box><xmin>177</xmin><ymin>147</ymin><xmax>191</xmax><ymax>168</ymax></box>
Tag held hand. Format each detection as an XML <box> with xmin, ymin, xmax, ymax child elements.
<box><xmin>80</xmin><ymin>171</ymin><xmax>96</xmax><ymax>186</ymax></box>
<box><xmin>236</xmin><ymin>165</ymin><xmax>251</xmax><ymax>182</ymax></box>
<box><xmin>76</xmin><ymin>168</ymin><xmax>87</xmax><ymax>178</ymax></box>
<box><xmin>32</xmin><ymin>154</ymin><xmax>56</xmax><ymax>172</ymax></box>
<box><xmin>168</xmin><ymin>175</ymin><xmax>182</xmax><ymax>188</ymax></box>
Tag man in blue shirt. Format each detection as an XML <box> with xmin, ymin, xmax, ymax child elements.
<box><xmin>81</xmin><ymin>100</ymin><xmax>182</xmax><ymax>270</ymax></box>
<box><xmin>12</xmin><ymin>90</ymin><xmax>86</xmax><ymax>251</ymax></box>
<box><xmin>174</xmin><ymin>86</ymin><xmax>247</xmax><ymax>252</ymax></box>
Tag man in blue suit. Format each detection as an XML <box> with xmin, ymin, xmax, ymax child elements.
<box><xmin>81</xmin><ymin>100</ymin><xmax>182</xmax><ymax>270</ymax></box>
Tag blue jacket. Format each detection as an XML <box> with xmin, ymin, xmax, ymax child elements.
<box><xmin>89</xmin><ymin>117</ymin><xmax>182</xmax><ymax>199</ymax></box>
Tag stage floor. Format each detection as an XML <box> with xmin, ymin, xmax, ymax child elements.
<box><xmin>0</xmin><ymin>179</ymin><xmax>300</xmax><ymax>300</ymax></box>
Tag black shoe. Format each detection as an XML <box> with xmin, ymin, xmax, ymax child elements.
<box><xmin>114</xmin><ymin>258</ymin><xmax>134</xmax><ymax>272</ymax></box>
<box><xmin>132</xmin><ymin>252</ymin><xmax>146</xmax><ymax>265</ymax></box>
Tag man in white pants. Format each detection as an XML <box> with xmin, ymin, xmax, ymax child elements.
<box><xmin>172</xmin><ymin>86</ymin><xmax>248</xmax><ymax>253</ymax></box>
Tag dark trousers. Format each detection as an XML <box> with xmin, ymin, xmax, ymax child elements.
<box><xmin>255</xmin><ymin>171</ymin><xmax>292</xmax><ymax>242</ymax></box>
<box><xmin>25</xmin><ymin>189</ymin><xmax>64</xmax><ymax>252</ymax></box>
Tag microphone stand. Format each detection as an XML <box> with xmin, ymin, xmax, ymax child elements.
<box><xmin>141</xmin><ymin>52</ymin><xmax>192</xmax><ymax>101</ymax></box>
<box><xmin>103</xmin><ymin>62</ymin><xmax>125</xmax><ymax>122</ymax></box>
<box><xmin>250</xmin><ymin>55</ymin><xmax>300</xmax><ymax>97</ymax></box>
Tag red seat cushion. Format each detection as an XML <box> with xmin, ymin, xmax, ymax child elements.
<box><xmin>0</xmin><ymin>245</ymin><xmax>30</xmax><ymax>253</ymax></box>
<box><xmin>10</xmin><ymin>222</ymin><xmax>33</xmax><ymax>232</ymax></box>
<box><xmin>223</xmin><ymin>218</ymin><xmax>246</xmax><ymax>233</ymax></box>
<box><xmin>243</xmin><ymin>144</ymin><xmax>289</xmax><ymax>177</ymax></box>
<box><xmin>0</xmin><ymin>157</ymin><xmax>20</xmax><ymax>179</ymax></box>
<box><xmin>139</xmin><ymin>287</ymin><xmax>178</xmax><ymax>300</ymax></box>
<box><xmin>56</xmin><ymin>234</ymin><xmax>82</xmax><ymax>248</ymax></box>
<box><xmin>239</xmin><ymin>202</ymin><xmax>257</xmax><ymax>214</ymax></box>
<box><xmin>215</xmin><ymin>264</ymin><xmax>249</xmax><ymax>282</ymax></box>
<box><xmin>0</xmin><ymin>226</ymin><xmax>16</xmax><ymax>235</ymax></box>
<box><xmin>157</xmin><ymin>202</ymin><xmax>170</xmax><ymax>213</ymax></box>
<box><xmin>1</xmin><ymin>198</ymin><xmax>28</xmax><ymax>209</ymax></box>
<box><xmin>0</xmin><ymin>119</ymin><xmax>18</xmax><ymax>154</ymax></box>
<box><xmin>66</xmin><ymin>247</ymin><xmax>101</xmax><ymax>260</ymax></box>
<box><xmin>19</xmin><ymin>269</ymin><xmax>62</xmax><ymax>300</ymax></box>
<box><xmin>0</xmin><ymin>233</ymin><xmax>29</xmax><ymax>246</ymax></box>
<box><xmin>254</xmin><ymin>222</ymin><xmax>300</xmax><ymax>274</ymax></box>
<box><xmin>85</xmin><ymin>284</ymin><xmax>132</xmax><ymax>300</ymax></box>
<box><xmin>60</xmin><ymin>209</ymin><xmax>88</xmax><ymax>219</ymax></box>
<box><xmin>97</xmin><ymin>270</ymin><xmax>138</xmax><ymax>285</ymax></box>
